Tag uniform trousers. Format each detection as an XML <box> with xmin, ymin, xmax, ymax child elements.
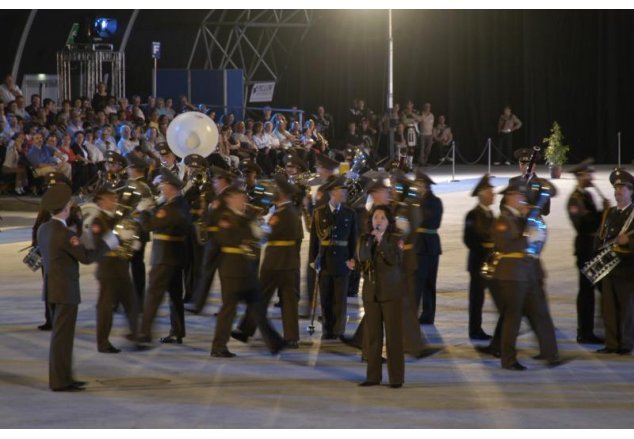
<box><xmin>349</xmin><ymin>271</ymin><xmax>428</xmax><ymax>355</ymax></box>
<box><xmin>415</xmin><ymin>252</ymin><xmax>439</xmax><ymax>323</ymax></box>
<box><xmin>576</xmin><ymin>254</ymin><xmax>598</xmax><ymax>338</ymax></box>
<box><xmin>49</xmin><ymin>303</ymin><xmax>78</xmax><ymax>390</ymax></box>
<box><xmin>184</xmin><ymin>232</ymin><xmax>204</xmax><ymax>303</ymax></box>
<box><xmin>495</xmin><ymin>278</ymin><xmax>558</xmax><ymax>367</ymax></box>
<box><xmin>319</xmin><ymin>273</ymin><xmax>349</xmax><ymax>337</ymax></box>
<box><xmin>189</xmin><ymin>244</ymin><xmax>220</xmax><ymax>312</ymax></box>
<box><xmin>363</xmin><ymin>297</ymin><xmax>404</xmax><ymax>385</ymax></box>
<box><xmin>140</xmin><ymin>264</ymin><xmax>185</xmax><ymax>340</ymax></box>
<box><xmin>239</xmin><ymin>269</ymin><xmax>300</xmax><ymax>342</ymax></box>
<box><xmin>468</xmin><ymin>269</ymin><xmax>487</xmax><ymax>336</ymax></box>
<box><xmin>96</xmin><ymin>274</ymin><xmax>138</xmax><ymax>350</ymax></box>
<box><xmin>212</xmin><ymin>275</ymin><xmax>284</xmax><ymax>353</ymax></box>
<box><xmin>602</xmin><ymin>273</ymin><xmax>634</xmax><ymax>351</ymax></box>
<box><xmin>130</xmin><ymin>243</ymin><xmax>146</xmax><ymax>305</ymax></box>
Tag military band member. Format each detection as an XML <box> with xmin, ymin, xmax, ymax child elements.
<box><xmin>414</xmin><ymin>171</ymin><xmax>443</xmax><ymax>325</ymax></box>
<box><xmin>463</xmin><ymin>174</ymin><xmax>495</xmax><ymax>340</ymax></box>
<box><xmin>136</xmin><ymin>168</ymin><xmax>192</xmax><ymax>344</ymax></box>
<box><xmin>153</xmin><ymin>142</ymin><xmax>185</xmax><ymax>181</ymax></box>
<box><xmin>102</xmin><ymin>151</ymin><xmax>127</xmax><ymax>191</ymax></box>
<box><xmin>596</xmin><ymin>169</ymin><xmax>634</xmax><ymax>355</ymax></box>
<box><xmin>38</xmin><ymin>184</ymin><xmax>118</xmax><ymax>391</ymax></box>
<box><xmin>125</xmin><ymin>153</ymin><xmax>154</xmax><ymax>305</ymax></box>
<box><xmin>566</xmin><ymin>159</ymin><xmax>607</xmax><ymax>344</ymax></box>
<box><xmin>240</xmin><ymin>161</ymin><xmax>263</xmax><ymax>199</ymax></box>
<box><xmin>309</xmin><ymin>175</ymin><xmax>357</xmax><ymax>339</ymax></box>
<box><xmin>234</xmin><ymin>176</ymin><xmax>304</xmax><ymax>347</ymax></box>
<box><xmin>91</xmin><ymin>188</ymin><xmax>139</xmax><ymax>353</ymax></box>
<box><xmin>210</xmin><ymin>187</ymin><xmax>285</xmax><ymax>357</ymax></box>
<box><xmin>182</xmin><ymin>154</ymin><xmax>212</xmax><ymax>303</ymax></box>
<box><xmin>186</xmin><ymin>166</ymin><xmax>233</xmax><ymax>314</ymax></box>
<box><xmin>358</xmin><ymin>205</ymin><xmax>404</xmax><ymax>388</ymax></box>
<box><xmin>507</xmin><ymin>148</ymin><xmax>551</xmax><ymax>216</ymax></box>
<box><xmin>491</xmin><ymin>180</ymin><xmax>561</xmax><ymax>370</ymax></box>
<box><xmin>304</xmin><ymin>154</ymin><xmax>339</xmax><ymax>316</ymax></box>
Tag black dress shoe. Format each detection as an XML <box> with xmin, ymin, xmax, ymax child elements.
<box><xmin>72</xmin><ymin>380</ymin><xmax>87</xmax><ymax>387</ymax></box>
<box><xmin>596</xmin><ymin>347</ymin><xmax>618</xmax><ymax>354</ymax></box>
<box><xmin>617</xmin><ymin>348</ymin><xmax>633</xmax><ymax>355</ymax></box>
<box><xmin>184</xmin><ymin>306</ymin><xmax>202</xmax><ymax>314</ymax></box>
<box><xmin>470</xmin><ymin>332</ymin><xmax>493</xmax><ymax>341</ymax></box>
<box><xmin>38</xmin><ymin>323</ymin><xmax>52</xmax><ymax>331</ymax></box>
<box><xmin>98</xmin><ymin>346</ymin><xmax>121</xmax><ymax>354</ymax></box>
<box><xmin>503</xmin><ymin>362</ymin><xmax>527</xmax><ymax>371</ymax></box>
<box><xmin>321</xmin><ymin>333</ymin><xmax>338</xmax><ymax>340</ymax></box>
<box><xmin>284</xmin><ymin>340</ymin><xmax>299</xmax><ymax>349</ymax></box>
<box><xmin>389</xmin><ymin>383</ymin><xmax>403</xmax><ymax>388</ymax></box>
<box><xmin>230</xmin><ymin>330</ymin><xmax>249</xmax><ymax>343</ymax></box>
<box><xmin>52</xmin><ymin>383</ymin><xmax>85</xmax><ymax>392</ymax></box>
<box><xmin>159</xmin><ymin>335</ymin><xmax>183</xmax><ymax>344</ymax></box>
<box><xmin>210</xmin><ymin>350</ymin><xmax>236</xmax><ymax>358</ymax></box>
<box><xmin>577</xmin><ymin>335</ymin><xmax>605</xmax><ymax>344</ymax></box>
<box><xmin>475</xmin><ymin>345</ymin><xmax>501</xmax><ymax>358</ymax></box>
<box><xmin>413</xmin><ymin>347</ymin><xmax>442</xmax><ymax>359</ymax></box>
<box><xmin>419</xmin><ymin>317</ymin><xmax>434</xmax><ymax>325</ymax></box>
<box><xmin>359</xmin><ymin>381</ymin><xmax>380</xmax><ymax>387</ymax></box>
<box><xmin>532</xmin><ymin>354</ymin><xmax>548</xmax><ymax>360</ymax></box>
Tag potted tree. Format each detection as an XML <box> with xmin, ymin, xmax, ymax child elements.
<box><xmin>543</xmin><ymin>121</ymin><xmax>569</xmax><ymax>179</ymax></box>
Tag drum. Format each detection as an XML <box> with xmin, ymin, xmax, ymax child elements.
<box><xmin>581</xmin><ymin>246</ymin><xmax>621</xmax><ymax>285</ymax></box>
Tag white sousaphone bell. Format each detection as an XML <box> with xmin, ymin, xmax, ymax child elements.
<box><xmin>166</xmin><ymin>111</ymin><xmax>219</xmax><ymax>159</ymax></box>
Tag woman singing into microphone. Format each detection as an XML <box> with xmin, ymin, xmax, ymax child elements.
<box><xmin>357</xmin><ymin>205</ymin><xmax>405</xmax><ymax>388</ymax></box>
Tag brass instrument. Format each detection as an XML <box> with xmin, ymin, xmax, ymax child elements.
<box><xmin>344</xmin><ymin>148</ymin><xmax>370</xmax><ymax>208</ymax></box>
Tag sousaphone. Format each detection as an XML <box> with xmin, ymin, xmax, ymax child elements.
<box><xmin>166</xmin><ymin>112</ymin><xmax>219</xmax><ymax>159</ymax></box>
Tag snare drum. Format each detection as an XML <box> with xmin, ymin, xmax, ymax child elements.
<box><xmin>581</xmin><ymin>246</ymin><xmax>621</xmax><ymax>285</ymax></box>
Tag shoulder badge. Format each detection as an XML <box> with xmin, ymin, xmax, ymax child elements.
<box><xmin>156</xmin><ymin>208</ymin><xmax>167</xmax><ymax>219</ymax></box>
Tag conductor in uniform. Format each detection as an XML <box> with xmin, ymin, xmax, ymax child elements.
<box><xmin>566</xmin><ymin>159</ymin><xmax>607</xmax><ymax>344</ymax></box>
<box><xmin>596</xmin><ymin>169</ymin><xmax>634</xmax><ymax>355</ymax></box>
<box><xmin>463</xmin><ymin>174</ymin><xmax>495</xmax><ymax>340</ymax></box>
<box><xmin>507</xmin><ymin>148</ymin><xmax>550</xmax><ymax>216</ymax></box>
<box><xmin>38</xmin><ymin>184</ymin><xmax>118</xmax><ymax>391</ymax></box>
<box><xmin>137</xmin><ymin>168</ymin><xmax>192</xmax><ymax>344</ymax></box>
<box><xmin>309</xmin><ymin>175</ymin><xmax>357</xmax><ymax>339</ymax></box>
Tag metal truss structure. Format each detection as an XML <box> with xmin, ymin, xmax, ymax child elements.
<box><xmin>187</xmin><ymin>10</ymin><xmax>314</xmax><ymax>84</ymax></box>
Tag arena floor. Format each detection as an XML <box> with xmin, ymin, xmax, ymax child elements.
<box><xmin>1</xmin><ymin>164</ymin><xmax>633</xmax><ymax>428</ymax></box>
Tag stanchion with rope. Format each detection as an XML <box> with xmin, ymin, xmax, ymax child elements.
<box><xmin>487</xmin><ymin>138</ymin><xmax>495</xmax><ymax>178</ymax></box>
<box><xmin>450</xmin><ymin>142</ymin><xmax>459</xmax><ymax>182</ymax></box>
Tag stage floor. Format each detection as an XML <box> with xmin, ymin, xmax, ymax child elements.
<box><xmin>1</xmin><ymin>164</ymin><xmax>633</xmax><ymax>428</ymax></box>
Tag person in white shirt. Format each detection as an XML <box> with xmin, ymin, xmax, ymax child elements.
<box><xmin>83</xmin><ymin>129</ymin><xmax>105</xmax><ymax>164</ymax></box>
<box><xmin>117</xmin><ymin>125</ymin><xmax>139</xmax><ymax>155</ymax></box>
<box><xmin>0</xmin><ymin>74</ymin><xmax>22</xmax><ymax>103</ymax></box>
<box><xmin>418</xmin><ymin>102</ymin><xmax>434</xmax><ymax>166</ymax></box>
<box><xmin>95</xmin><ymin>125</ymin><xmax>117</xmax><ymax>154</ymax></box>
<box><xmin>2</xmin><ymin>133</ymin><xmax>28</xmax><ymax>194</ymax></box>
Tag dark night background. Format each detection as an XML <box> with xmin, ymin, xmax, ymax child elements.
<box><xmin>1</xmin><ymin>9</ymin><xmax>633</xmax><ymax>164</ymax></box>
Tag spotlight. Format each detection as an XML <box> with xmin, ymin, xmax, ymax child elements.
<box><xmin>93</xmin><ymin>17</ymin><xmax>118</xmax><ymax>39</ymax></box>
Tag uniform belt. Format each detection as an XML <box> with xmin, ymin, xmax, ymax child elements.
<box><xmin>267</xmin><ymin>240</ymin><xmax>297</xmax><ymax>247</ymax></box>
<box><xmin>498</xmin><ymin>252</ymin><xmax>526</xmax><ymax>259</ymax></box>
<box><xmin>614</xmin><ymin>248</ymin><xmax>634</xmax><ymax>254</ymax></box>
<box><xmin>105</xmin><ymin>251</ymin><xmax>120</xmax><ymax>257</ymax></box>
<box><xmin>221</xmin><ymin>246</ymin><xmax>246</xmax><ymax>254</ymax></box>
<box><xmin>153</xmin><ymin>234</ymin><xmax>185</xmax><ymax>242</ymax></box>
<box><xmin>416</xmin><ymin>227</ymin><xmax>438</xmax><ymax>234</ymax></box>
<box><xmin>481</xmin><ymin>242</ymin><xmax>495</xmax><ymax>248</ymax></box>
<box><xmin>320</xmin><ymin>240</ymin><xmax>348</xmax><ymax>247</ymax></box>
<box><xmin>402</xmin><ymin>243</ymin><xmax>413</xmax><ymax>250</ymax></box>
<box><xmin>206</xmin><ymin>226</ymin><xmax>219</xmax><ymax>232</ymax></box>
